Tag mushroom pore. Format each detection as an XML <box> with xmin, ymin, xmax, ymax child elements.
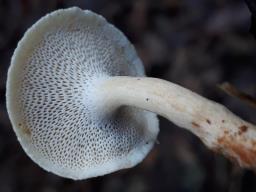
<box><xmin>6</xmin><ymin>7</ymin><xmax>256</xmax><ymax>180</ymax></box>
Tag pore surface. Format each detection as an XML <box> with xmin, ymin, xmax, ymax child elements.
<box><xmin>7</xmin><ymin>8</ymin><xmax>158</xmax><ymax>179</ymax></box>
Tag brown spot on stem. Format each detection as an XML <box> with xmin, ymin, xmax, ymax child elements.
<box><xmin>206</xmin><ymin>119</ymin><xmax>211</xmax><ymax>124</ymax></box>
<box><xmin>239</xmin><ymin>125</ymin><xmax>248</xmax><ymax>133</ymax></box>
<box><xmin>217</xmin><ymin>135</ymin><xmax>256</xmax><ymax>167</ymax></box>
<box><xmin>222</xmin><ymin>120</ymin><xmax>225</xmax><ymax>123</ymax></box>
<box><xmin>217</xmin><ymin>137</ymin><xmax>225</xmax><ymax>144</ymax></box>
<box><xmin>252</xmin><ymin>141</ymin><xmax>256</xmax><ymax>147</ymax></box>
<box><xmin>192</xmin><ymin>122</ymin><xmax>200</xmax><ymax>128</ymax></box>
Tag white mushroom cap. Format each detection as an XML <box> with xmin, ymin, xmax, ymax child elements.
<box><xmin>6</xmin><ymin>7</ymin><xmax>159</xmax><ymax>180</ymax></box>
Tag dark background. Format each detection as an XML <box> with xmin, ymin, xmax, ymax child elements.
<box><xmin>1</xmin><ymin>0</ymin><xmax>256</xmax><ymax>191</ymax></box>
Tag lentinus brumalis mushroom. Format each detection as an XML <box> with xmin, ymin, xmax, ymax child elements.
<box><xmin>6</xmin><ymin>7</ymin><xmax>256</xmax><ymax>180</ymax></box>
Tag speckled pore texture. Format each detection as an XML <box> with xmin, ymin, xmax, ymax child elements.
<box><xmin>7</xmin><ymin>7</ymin><xmax>158</xmax><ymax>179</ymax></box>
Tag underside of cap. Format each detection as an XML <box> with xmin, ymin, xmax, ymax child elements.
<box><xmin>6</xmin><ymin>7</ymin><xmax>159</xmax><ymax>179</ymax></box>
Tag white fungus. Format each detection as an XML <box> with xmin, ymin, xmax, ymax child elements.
<box><xmin>7</xmin><ymin>7</ymin><xmax>256</xmax><ymax>181</ymax></box>
<box><xmin>6</xmin><ymin>7</ymin><xmax>158</xmax><ymax>180</ymax></box>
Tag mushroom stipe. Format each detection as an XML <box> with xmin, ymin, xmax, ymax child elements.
<box><xmin>6</xmin><ymin>7</ymin><xmax>256</xmax><ymax>180</ymax></box>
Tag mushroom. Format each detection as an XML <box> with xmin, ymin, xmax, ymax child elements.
<box><xmin>6</xmin><ymin>7</ymin><xmax>256</xmax><ymax>180</ymax></box>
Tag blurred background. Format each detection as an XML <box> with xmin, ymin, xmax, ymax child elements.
<box><xmin>1</xmin><ymin>0</ymin><xmax>256</xmax><ymax>191</ymax></box>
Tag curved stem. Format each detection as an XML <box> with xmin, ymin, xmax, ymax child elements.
<box><xmin>99</xmin><ymin>76</ymin><xmax>256</xmax><ymax>169</ymax></box>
